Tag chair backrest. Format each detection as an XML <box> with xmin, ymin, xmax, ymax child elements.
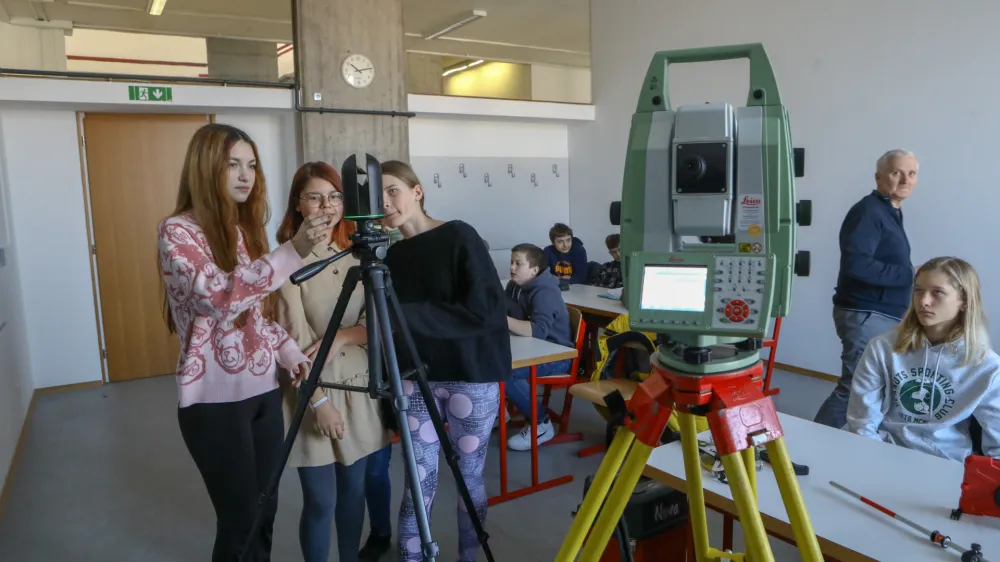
<box><xmin>586</xmin><ymin>261</ymin><xmax>602</xmax><ymax>284</ymax></box>
<box><xmin>567</xmin><ymin>306</ymin><xmax>586</xmax><ymax>376</ymax></box>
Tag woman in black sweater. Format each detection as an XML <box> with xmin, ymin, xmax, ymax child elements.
<box><xmin>379</xmin><ymin>160</ymin><xmax>511</xmax><ymax>562</ymax></box>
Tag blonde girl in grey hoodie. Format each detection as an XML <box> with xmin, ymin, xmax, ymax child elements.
<box><xmin>846</xmin><ymin>257</ymin><xmax>1000</xmax><ymax>462</ymax></box>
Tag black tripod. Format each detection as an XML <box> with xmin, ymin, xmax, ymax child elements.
<box><xmin>240</xmin><ymin>154</ymin><xmax>494</xmax><ymax>562</ymax></box>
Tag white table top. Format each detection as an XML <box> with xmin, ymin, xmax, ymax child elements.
<box><xmin>509</xmin><ymin>335</ymin><xmax>577</xmax><ymax>369</ymax></box>
<box><xmin>645</xmin><ymin>412</ymin><xmax>1000</xmax><ymax>562</ymax></box>
<box><xmin>561</xmin><ymin>283</ymin><xmax>626</xmax><ymax>317</ymax></box>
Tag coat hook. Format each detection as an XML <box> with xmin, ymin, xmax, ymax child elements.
<box><xmin>459</xmin><ymin>163</ymin><xmax>467</xmax><ymax>177</ymax></box>
<box><xmin>433</xmin><ymin>173</ymin><xmax>442</xmax><ymax>188</ymax></box>
<box><xmin>552</xmin><ymin>164</ymin><xmax>560</xmax><ymax>177</ymax></box>
<box><xmin>508</xmin><ymin>164</ymin><xmax>515</xmax><ymax>177</ymax></box>
<box><xmin>484</xmin><ymin>173</ymin><xmax>491</xmax><ymax>187</ymax></box>
<box><xmin>531</xmin><ymin>173</ymin><xmax>538</xmax><ymax>186</ymax></box>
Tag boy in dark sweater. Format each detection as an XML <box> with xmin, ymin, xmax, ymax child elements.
<box><xmin>543</xmin><ymin>222</ymin><xmax>589</xmax><ymax>284</ymax></box>
<box><xmin>593</xmin><ymin>233</ymin><xmax>623</xmax><ymax>289</ymax></box>
<box><xmin>504</xmin><ymin>243</ymin><xmax>573</xmax><ymax>450</ymax></box>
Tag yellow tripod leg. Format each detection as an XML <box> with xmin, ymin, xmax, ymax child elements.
<box><xmin>577</xmin><ymin>440</ymin><xmax>653</xmax><ymax>562</ymax></box>
<box><xmin>677</xmin><ymin>412</ymin><xmax>710</xmax><ymax>560</ymax></box>
<box><xmin>719</xmin><ymin>451</ymin><xmax>773</xmax><ymax>562</ymax></box>
<box><xmin>742</xmin><ymin>446</ymin><xmax>757</xmax><ymax>503</ymax></box>
<box><xmin>765</xmin><ymin>437</ymin><xmax>824</xmax><ymax>562</ymax></box>
<box><xmin>555</xmin><ymin>425</ymin><xmax>635</xmax><ymax>561</ymax></box>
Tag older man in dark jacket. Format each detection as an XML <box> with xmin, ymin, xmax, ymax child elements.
<box><xmin>814</xmin><ymin>149</ymin><xmax>919</xmax><ymax>429</ymax></box>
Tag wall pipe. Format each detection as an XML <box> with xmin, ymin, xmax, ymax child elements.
<box><xmin>0</xmin><ymin>67</ymin><xmax>414</xmax><ymax>117</ymax></box>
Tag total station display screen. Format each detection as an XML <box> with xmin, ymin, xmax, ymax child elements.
<box><xmin>640</xmin><ymin>265</ymin><xmax>708</xmax><ymax>312</ymax></box>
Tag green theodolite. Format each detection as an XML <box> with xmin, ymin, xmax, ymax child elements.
<box><xmin>611</xmin><ymin>43</ymin><xmax>812</xmax><ymax>375</ymax></box>
<box><xmin>559</xmin><ymin>44</ymin><xmax>823</xmax><ymax>562</ymax></box>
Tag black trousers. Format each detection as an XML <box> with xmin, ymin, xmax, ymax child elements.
<box><xmin>178</xmin><ymin>388</ymin><xmax>284</xmax><ymax>562</ymax></box>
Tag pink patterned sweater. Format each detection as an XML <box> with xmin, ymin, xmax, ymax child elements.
<box><xmin>158</xmin><ymin>212</ymin><xmax>311</xmax><ymax>408</ymax></box>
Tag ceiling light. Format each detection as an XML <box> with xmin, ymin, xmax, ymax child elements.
<box><xmin>441</xmin><ymin>60</ymin><xmax>484</xmax><ymax>77</ymax></box>
<box><xmin>147</xmin><ymin>0</ymin><xmax>167</xmax><ymax>16</ymax></box>
<box><xmin>425</xmin><ymin>10</ymin><xmax>486</xmax><ymax>41</ymax></box>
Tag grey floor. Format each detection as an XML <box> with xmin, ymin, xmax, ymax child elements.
<box><xmin>0</xmin><ymin>369</ymin><xmax>833</xmax><ymax>561</ymax></box>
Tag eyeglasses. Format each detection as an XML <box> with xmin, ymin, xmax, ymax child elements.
<box><xmin>301</xmin><ymin>192</ymin><xmax>344</xmax><ymax>207</ymax></box>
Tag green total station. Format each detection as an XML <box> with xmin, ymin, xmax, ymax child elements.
<box><xmin>610</xmin><ymin>43</ymin><xmax>812</xmax><ymax>374</ymax></box>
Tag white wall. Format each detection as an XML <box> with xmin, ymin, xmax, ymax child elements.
<box><xmin>0</xmin><ymin>120</ymin><xmax>34</xmax><ymax>501</ymax></box>
<box><xmin>573</xmin><ymin>0</ymin><xmax>1000</xmax><ymax>375</ymax></box>
<box><xmin>532</xmin><ymin>64</ymin><xmax>592</xmax><ymax>104</ymax></box>
<box><xmin>0</xmin><ymin>111</ymin><xmax>103</xmax><ymax>390</ymax></box>
<box><xmin>410</xmin><ymin>118</ymin><xmax>572</xmax><ymax>277</ymax></box>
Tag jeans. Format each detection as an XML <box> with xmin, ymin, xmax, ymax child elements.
<box><xmin>364</xmin><ymin>445</ymin><xmax>392</xmax><ymax>538</ymax></box>
<box><xmin>814</xmin><ymin>306</ymin><xmax>899</xmax><ymax>429</ymax></box>
<box><xmin>177</xmin><ymin>388</ymin><xmax>283</xmax><ymax>562</ymax></box>
<box><xmin>506</xmin><ymin>359</ymin><xmax>573</xmax><ymax>424</ymax></box>
<box><xmin>298</xmin><ymin>444</ymin><xmax>393</xmax><ymax>562</ymax></box>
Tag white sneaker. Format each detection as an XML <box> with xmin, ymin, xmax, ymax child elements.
<box><xmin>493</xmin><ymin>409</ymin><xmax>511</xmax><ymax>430</ymax></box>
<box><xmin>507</xmin><ymin>420</ymin><xmax>554</xmax><ymax>451</ymax></box>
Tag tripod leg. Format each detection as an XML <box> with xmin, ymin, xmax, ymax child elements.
<box><xmin>556</xmin><ymin>425</ymin><xmax>635</xmax><ymax>560</ymax></box>
<box><xmin>677</xmin><ymin>412</ymin><xmax>713</xmax><ymax>561</ymax></box>
<box><xmin>743</xmin><ymin>446</ymin><xmax>757</xmax><ymax>503</ymax></box>
<box><xmin>367</xmin><ymin>269</ymin><xmax>439</xmax><ymax>562</ymax></box>
<box><xmin>719</xmin><ymin>451</ymin><xmax>772</xmax><ymax>562</ymax></box>
<box><xmin>578</xmin><ymin>440</ymin><xmax>652</xmax><ymax>562</ymax></box>
<box><xmin>382</xmin><ymin>272</ymin><xmax>495</xmax><ymax>562</ymax></box>
<box><xmin>765</xmin><ymin>437</ymin><xmax>823</xmax><ymax>561</ymax></box>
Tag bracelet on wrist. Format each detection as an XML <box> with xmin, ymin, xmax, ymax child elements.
<box><xmin>310</xmin><ymin>396</ymin><xmax>329</xmax><ymax>410</ymax></box>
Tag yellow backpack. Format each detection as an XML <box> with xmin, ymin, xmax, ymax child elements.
<box><xmin>590</xmin><ymin>313</ymin><xmax>709</xmax><ymax>437</ymax></box>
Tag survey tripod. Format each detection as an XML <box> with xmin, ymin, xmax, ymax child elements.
<box><xmin>240</xmin><ymin>154</ymin><xmax>494</xmax><ymax>562</ymax></box>
<box><xmin>558</xmin><ymin>349</ymin><xmax>823</xmax><ymax>562</ymax></box>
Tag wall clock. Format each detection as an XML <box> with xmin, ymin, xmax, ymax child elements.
<box><xmin>341</xmin><ymin>53</ymin><xmax>375</xmax><ymax>88</ymax></box>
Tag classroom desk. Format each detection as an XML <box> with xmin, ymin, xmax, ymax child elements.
<box><xmin>489</xmin><ymin>335</ymin><xmax>579</xmax><ymax>505</ymax></box>
<box><xmin>643</xmin><ymin>412</ymin><xmax>1000</xmax><ymax>561</ymax></box>
<box><xmin>561</xmin><ymin>284</ymin><xmax>626</xmax><ymax>318</ymax></box>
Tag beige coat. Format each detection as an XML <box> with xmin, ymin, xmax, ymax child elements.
<box><xmin>276</xmin><ymin>243</ymin><xmax>392</xmax><ymax>467</ymax></box>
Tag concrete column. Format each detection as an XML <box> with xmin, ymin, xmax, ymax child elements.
<box><xmin>293</xmin><ymin>0</ymin><xmax>408</xmax><ymax>168</ymax></box>
<box><xmin>0</xmin><ymin>21</ymin><xmax>66</xmax><ymax>71</ymax></box>
<box><xmin>205</xmin><ymin>38</ymin><xmax>278</xmax><ymax>82</ymax></box>
<box><xmin>407</xmin><ymin>53</ymin><xmax>443</xmax><ymax>95</ymax></box>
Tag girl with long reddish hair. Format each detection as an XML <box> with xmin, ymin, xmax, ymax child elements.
<box><xmin>158</xmin><ymin>123</ymin><xmax>333</xmax><ymax>562</ymax></box>
<box><xmin>275</xmin><ymin>162</ymin><xmax>394</xmax><ymax>562</ymax></box>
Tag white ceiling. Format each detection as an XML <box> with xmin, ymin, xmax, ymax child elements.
<box><xmin>0</xmin><ymin>0</ymin><xmax>590</xmax><ymax>67</ymax></box>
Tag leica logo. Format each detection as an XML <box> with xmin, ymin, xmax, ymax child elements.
<box><xmin>742</xmin><ymin>195</ymin><xmax>761</xmax><ymax>205</ymax></box>
<box><xmin>668</xmin><ymin>257</ymin><xmax>684</xmax><ymax>263</ymax></box>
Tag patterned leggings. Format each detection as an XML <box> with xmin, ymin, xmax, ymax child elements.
<box><xmin>397</xmin><ymin>380</ymin><xmax>500</xmax><ymax>562</ymax></box>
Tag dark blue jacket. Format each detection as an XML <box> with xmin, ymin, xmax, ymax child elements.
<box><xmin>505</xmin><ymin>269</ymin><xmax>573</xmax><ymax>348</ymax></box>
<box><xmin>543</xmin><ymin>236</ymin><xmax>589</xmax><ymax>284</ymax></box>
<box><xmin>833</xmin><ymin>190</ymin><xmax>913</xmax><ymax>319</ymax></box>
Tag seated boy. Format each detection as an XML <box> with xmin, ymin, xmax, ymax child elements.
<box><xmin>543</xmin><ymin>223</ymin><xmax>589</xmax><ymax>284</ymax></box>
<box><xmin>504</xmin><ymin>243</ymin><xmax>574</xmax><ymax>450</ymax></box>
<box><xmin>593</xmin><ymin>233</ymin><xmax>623</xmax><ymax>289</ymax></box>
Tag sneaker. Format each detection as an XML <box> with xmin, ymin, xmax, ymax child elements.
<box><xmin>507</xmin><ymin>419</ymin><xmax>554</xmax><ymax>451</ymax></box>
<box><xmin>493</xmin><ymin>409</ymin><xmax>511</xmax><ymax>430</ymax></box>
<box><xmin>358</xmin><ymin>533</ymin><xmax>392</xmax><ymax>561</ymax></box>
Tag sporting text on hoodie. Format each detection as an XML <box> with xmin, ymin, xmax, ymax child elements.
<box><xmin>505</xmin><ymin>269</ymin><xmax>573</xmax><ymax>348</ymax></box>
<box><xmin>543</xmin><ymin>236</ymin><xmax>589</xmax><ymax>285</ymax></box>
<box><xmin>846</xmin><ymin>327</ymin><xmax>1000</xmax><ymax>462</ymax></box>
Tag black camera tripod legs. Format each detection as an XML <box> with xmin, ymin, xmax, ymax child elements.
<box><xmin>366</xmin><ymin>265</ymin><xmax>440</xmax><ymax>562</ymax></box>
<box><xmin>383</xmin><ymin>273</ymin><xmax>496</xmax><ymax>562</ymax></box>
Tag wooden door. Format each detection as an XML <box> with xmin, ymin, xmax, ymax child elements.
<box><xmin>81</xmin><ymin>113</ymin><xmax>211</xmax><ymax>382</ymax></box>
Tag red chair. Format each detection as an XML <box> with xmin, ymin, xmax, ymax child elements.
<box><xmin>534</xmin><ymin>306</ymin><xmax>587</xmax><ymax>445</ymax></box>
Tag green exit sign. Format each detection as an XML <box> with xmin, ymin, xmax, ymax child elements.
<box><xmin>128</xmin><ymin>85</ymin><xmax>173</xmax><ymax>103</ymax></box>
